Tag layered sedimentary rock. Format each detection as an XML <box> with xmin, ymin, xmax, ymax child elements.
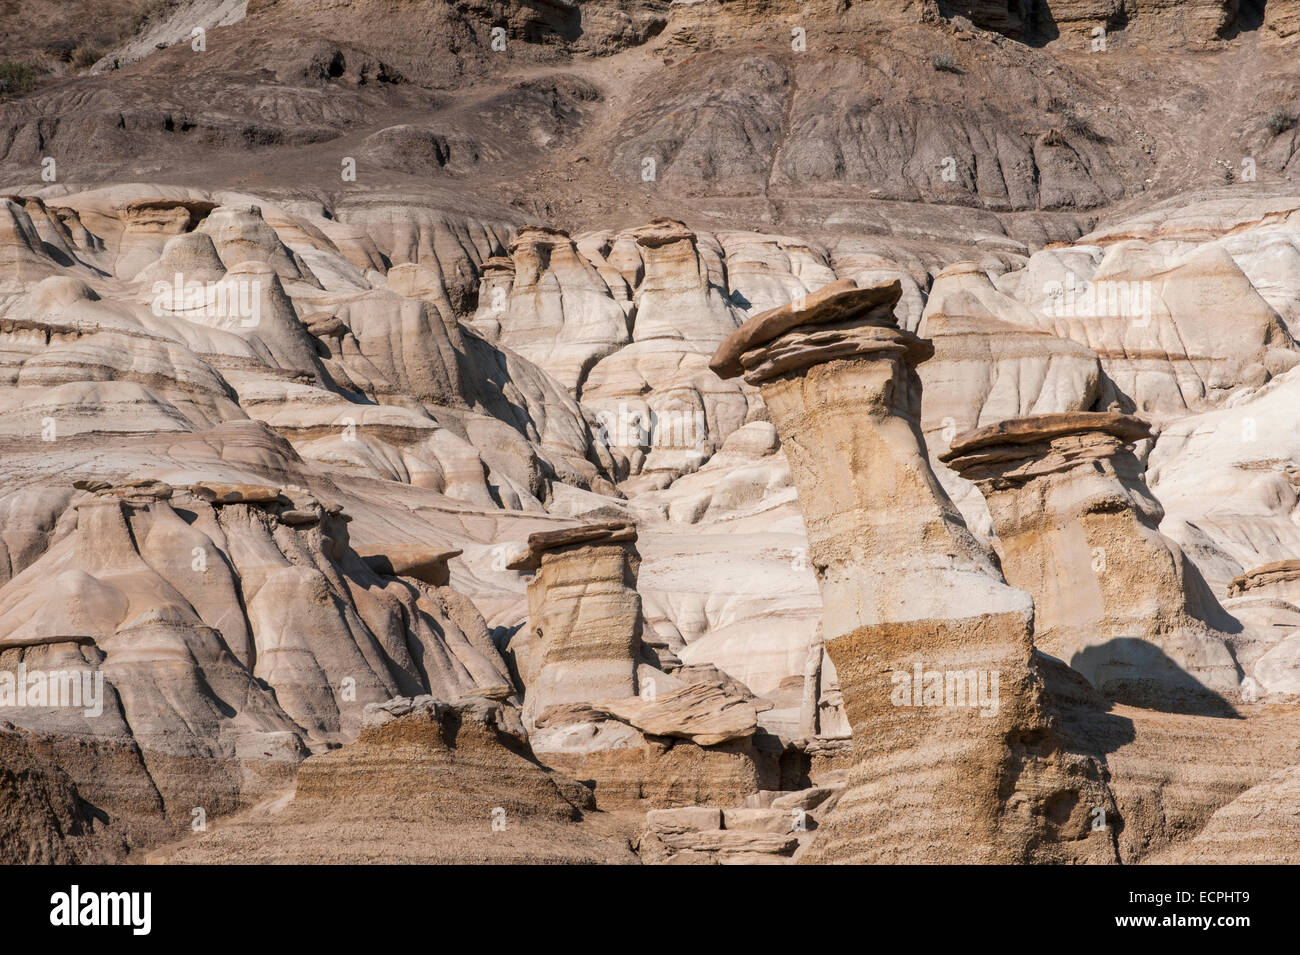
<box><xmin>1</xmin><ymin>197</ymin><xmax>68</xmax><ymax>283</ymax></box>
<box><xmin>1044</xmin><ymin>661</ymin><xmax>1300</xmax><ymax>863</ymax></box>
<box><xmin>1153</xmin><ymin>763</ymin><xmax>1300</xmax><ymax>864</ymax></box>
<box><xmin>958</xmin><ymin>0</ymin><xmax>1246</xmax><ymax>46</ymax></box>
<box><xmin>0</xmin><ymin>475</ymin><xmax>515</xmax><ymax>853</ymax></box>
<box><xmin>486</xmin><ymin>226</ymin><xmax>630</xmax><ymax>394</ymax></box>
<box><xmin>196</xmin><ymin>203</ymin><xmax>321</xmax><ymax>288</ymax></box>
<box><xmin>636</xmin><ymin>803</ymin><xmax>803</xmax><ymax>865</ymax></box>
<box><xmin>1229</xmin><ymin>559</ymin><xmax>1300</xmax><ymax>604</ymax></box>
<box><xmin>509</xmin><ymin>522</ymin><xmax>782</xmax><ymax>808</ymax></box>
<box><xmin>917</xmin><ymin>263</ymin><xmax>1106</xmax><ymax>443</ymax></box>
<box><xmin>581</xmin><ymin>219</ymin><xmax>749</xmax><ymax>487</ymax></box>
<box><xmin>941</xmin><ymin>412</ymin><xmax>1242</xmax><ymax>712</ymax></box>
<box><xmin>508</xmin><ymin>520</ymin><xmax>644</xmax><ymax>722</ymax></box>
<box><xmin>636</xmin><ymin>786</ymin><xmax>846</xmax><ymax>865</ymax></box>
<box><xmin>1265</xmin><ymin>0</ymin><xmax>1300</xmax><ymax>39</ymax></box>
<box><xmin>917</xmin><ymin>261</ymin><xmax>1109</xmax><ymax>534</ymax></box>
<box><xmin>1001</xmin><ymin>240</ymin><xmax>1298</xmax><ymax>415</ymax></box>
<box><xmin>0</xmin><ymin>192</ymin><xmax>616</xmax><ymax>523</ymax></box>
<box><xmin>0</xmin><ymin>481</ymin><xmax>305</xmax><ymax>823</ymax></box>
<box><xmin>1221</xmin><ymin>559</ymin><xmax>1300</xmax><ymax>698</ymax></box>
<box><xmin>529</xmin><ymin>706</ymin><xmax>782</xmax><ymax>810</ymax></box>
<box><xmin>155</xmin><ymin>695</ymin><xmax>637</xmax><ymax>864</ymax></box>
<box><xmin>711</xmin><ymin>279</ymin><xmax>1117</xmax><ymax>863</ymax></box>
<box><xmin>0</xmin><ymin>722</ymin><xmax>129</xmax><ymax>864</ymax></box>
<box><xmin>470</xmin><ymin>218</ymin><xmax>757</xmax><ymax>492</ymax></box>
<box><xmin>356</xmin><ymin>544</ymin><xmax>463</xmax><ymax>587</ymax></box>
<box><xmin>1144</xmin><ymin>359</ymin><xmax>1300</xmax><ymax>611</ymax></box>
<box><xmin>593</xmin><ymin>681</ymin><xmax>758</xmax><ymax>746</ymax></box>
<box><xmin>4</xmin><ymin>151</ymin><xmax>1300</xmax><ymax>865</ymax></box>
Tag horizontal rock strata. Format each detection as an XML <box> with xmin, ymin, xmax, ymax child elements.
<box><xmin>713</xmin><ymin>279</ymin><xmax>1118</xmax><ymax>863</ymax></box>
<box><xmin>154</xmin><ymin>696</ymin><xmax>637</xmax><ymax>864</ymax></box>
<box><xmin>942</xmin><ymin>412</ymin><xmax>1242</xmax><ymax>712</ymax></box>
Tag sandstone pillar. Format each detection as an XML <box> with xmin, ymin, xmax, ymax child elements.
<box><xmin>509</xmin><ymin>521</ymin><xmax>643</xmax><ymax>721</ymax></box>
<box><xmin>940</xmin><ymin>412</ymin><xmax>1241</xmax><ymax>711</ymax></box>
<box><xmin>710</xmin><ymin>278</ymin><xmax>1114</xmax><ymax>863</ymax></box>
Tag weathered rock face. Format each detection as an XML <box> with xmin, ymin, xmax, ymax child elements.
<box><xmin>506</xmin><ymin>520</ymin><xmax>783</xmax><ymax>807</ymax></box>
<box><xmin>2</xmin><ymin>102</ymin><xmax>1300</xmax><ymax>870</ymax></box>
<box><xmin>509</xmin><ymin>521</ymin><xmax>644</xmax><ymax>722</ymax></box>
<box><xmin>0</xmin><ymin>718</ymin><xmax>166</xmax><ymax>863</ymax></box>
<box><xmin>918</xmin><ymin>263</ymin><xmax>1106</xmax><ymax>443</ymax></box>
<box><xmin>1265</xmin><ymin>0</ymin><xmax>1300</xmax><ymax>39</ymax></box>
<box><xmin>1</xmin><ymin>198</ymin><xmax>73</xmax><ymax>283</ymax></box>
<box><xmin>1049</xmin><ymin>666</ymin><xmax>1300</xmax><ymax>863</ymax></box>
<box><xmin>941</xmin><ymin>412</ymin><xmax>1242</xmax><ymax>712</ymax></box>
<box><xmin>5</xmin><ymin>0</ymin><xmax>1300</xmax><ymax>873</ymax></box>
<box><xmin>712</xmin><ymin>279</ymin><xmax>1116</xmax><ymax>863</ymax></box>
<box><xmin>950</xmin><ymin>0</ymin><xmax>1244</xmax><ymax>46</ymax></box>
<box><xmin>0</xmin><ymin>477</ymin><xmax>515</xmax><ymax>852</ymax></box>
<box><xmin>581</xmin><ymin>220</ymin><xmax>750</xmax><ymax>488</ymax></box>
<box><xmin>917</xmin><ymin>261</ymin><xmax>1110</xmax><ymax>535</ymax></box>
<box><xmin>0</xmin><ymin>722</ymin><xmax>128</xmax><ymax>864</ymax></box>
<box><xmin>1229</xmin><ymin>559</ymin><xmax>1300</xmax><ymax>604</ymax></box>
<box><xmin>1145</xmin><ymin>361</ymin><xmax>1300</xmax><ymax>601</ymax></box>
<box><xmin>153</xmin><ymin>695</ymin><xmax>638</xmax><ymax>864</ymax></box>
<box><xmin>636</xmin><ymin>785</ymin><xmax>849</xmax><ymax>865</ymax></box>
<box><xmin>593</xmin><ymin>681</ymin><xmax>758</xmax><ymax>746</ymax></box>
<box><xmin>1151</xmin><ymin>762</ymin><xmax>1300</xmax><ymax>863</ymax></box>
<box><xmin>1001</xmin><ymin>240</ymin><xmax>1298</xmax><ymax>416</ymax></box>
<box><xmin>1222</xmin><ymin>559</ymin><xmax>1300</xmax><ymax>699</ymax></box>
<box><xmin>529</xmin><ymin>704</ymin><xmax>783</xmax><ymax>811</ymax></box>
<box><xmin>485</xmin><ymin>226</ymin><xmax>630</xmax><ymax>395</ymax></box>
<box><xmin>636</xmin><ymin>800</ymin><xmax>822</xmax><ymax>865</ymax></box>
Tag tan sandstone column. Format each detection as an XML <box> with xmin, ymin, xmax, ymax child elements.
<box><xmin>509</xmin><ymin>521</ymin><xmax>643</xmax><ymax>721</ymax></box>
<box><xmin>710</xmin><ymin>279</ymin><xmax>1114</xmax><ymax>863</ymax></box>
<box><xmin>940</xmin><ymin>413</ymin><xmax>1240</xmax><ymax>712</ymax></box>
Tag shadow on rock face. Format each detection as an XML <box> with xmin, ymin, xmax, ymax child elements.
<box><xmin>1070</xmin><ymin>638</ymin><xmax>1240</xmax><ymax>718</ymax></box>
<box><xmin>1036</xmin><ymin>651</ymin><xmax>1135</xmax><ymax>749</ymax></box>
<box><xmin>1184</xmin><ymin>556</ymin><xmax>1247</xmax><ymax>638</ymax></box>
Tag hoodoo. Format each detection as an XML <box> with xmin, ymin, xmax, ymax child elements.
<box><xmin>507</xmin><ymin>520</ymin><xmax>644</xmax><ymax>722</ymax></box>
<box><xmin>7</xmin><ymin>0</ymin><xmax>1300</xmax><ymax>870</ymax></box>
<box><xmin>941</xmin><ymin>412</ymin><xmax>1241</xmax><ymax>712</ymax></box>
<box><xmin>711</xmin><ymin>279</ymin><xmax>1116</xmax><ymax>863</ymax></box>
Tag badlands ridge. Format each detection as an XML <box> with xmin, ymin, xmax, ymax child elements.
<box><xmin>1</xmin><ymin>0</ymin><xmax>1299</xmax><ymax>863</ymax></box>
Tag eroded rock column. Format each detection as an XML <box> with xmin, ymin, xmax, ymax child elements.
<box><xmin>940</xmin><ymin>412</ymin><xmax>1241</xmax><ymax>711</ymax></box>
<box><xmin>710</xmin><ymin>279</ymin><xmax>1115</xmax><ymax>863</ymax></box>
<box><xmin>510</xmin><ymin>520</ymin><xmax>779</xmax><ymax>807</ymax></box>
<box><xmin>509</xmin><ymin>521</ymin><xmax>643</xmax><ymax>722</ymax></box>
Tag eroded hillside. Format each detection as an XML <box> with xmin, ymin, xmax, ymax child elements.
<box><xmin>1</xmin><ymin>0</ymin><xmax>1299</xmax><ymax>865</ymax></box>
